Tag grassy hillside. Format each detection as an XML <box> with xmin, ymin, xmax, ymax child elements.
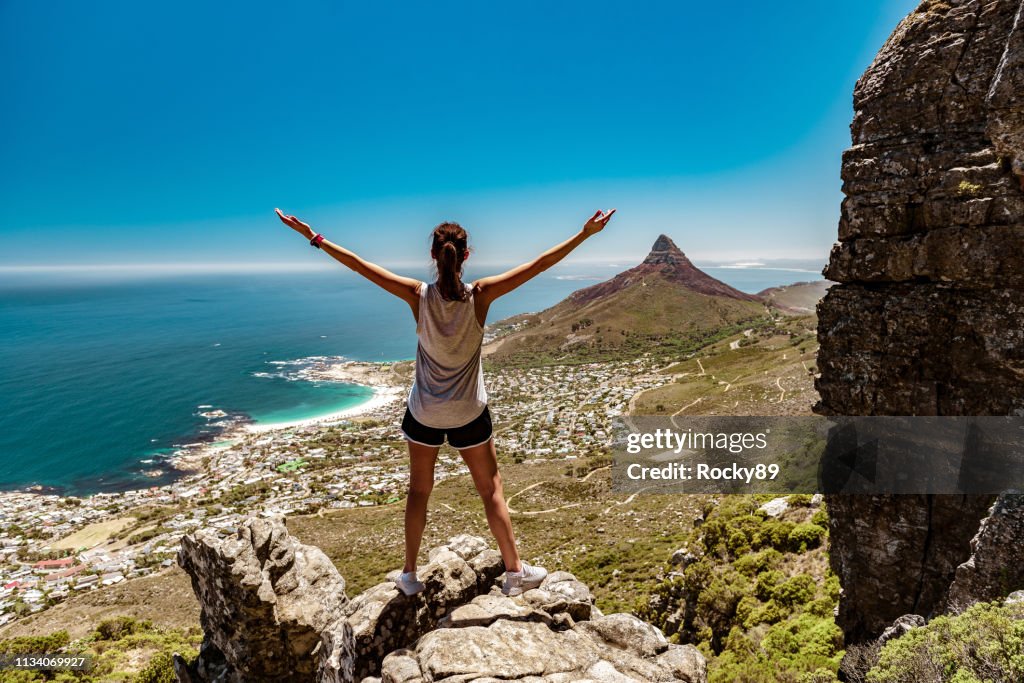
<box><xmin>0</xmin><ymin>569</ymin><xmax>197</xmax><ymax>641</ymax></box>
<box><xmin>758</xmin><ymin>280</ymin><xmax>832</xmax><ymax>316</ymax></box>
<box><xmin>630</xmin><ymin>313</ymin><xmax>819</xmax><ymax>417</ymax></box>
<box><xmin>485</xmin><ymin>277</ymin><xmax>769</xmax><ymax>366</ymax></box>
<box><xmin>0</xmin><ymin>616</ymin><xmax>200</xmax><ymax>683</ymax></box>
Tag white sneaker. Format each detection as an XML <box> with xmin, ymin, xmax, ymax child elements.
<box><xmin>502</xmin><ymin>562</ymin><xmax>548</xmax><ymax>597</ymax></box>
<box><xmin>394</xmin><ymin>571</ymin><xmax>425</xmax><ymax>596</ymax></box>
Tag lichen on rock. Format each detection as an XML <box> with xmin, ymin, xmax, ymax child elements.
<box><xmin>174</xmin><ymin>518</ymin><xmax>707</xmax><ymax>683</ymax></box>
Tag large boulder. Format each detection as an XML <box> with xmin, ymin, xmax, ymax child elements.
<box><xmin>175</xmin><ymin>517</ymin><xmax>355</xmax><ymax>683</ymax></box>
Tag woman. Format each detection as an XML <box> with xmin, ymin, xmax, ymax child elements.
<box><xmin>275</xmin><ymin>207</ymin><xmax>616</xmax><ymax>596</ymax></box>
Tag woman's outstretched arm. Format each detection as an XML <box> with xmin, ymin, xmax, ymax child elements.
<box><xmin>474</xmin><ymin>209</ymin><xmax>616</xmax><ymax>308</ymax></box>
<box><xmin>276</xmin><ymin>209</ymin><xmax>421</xmax><ymax>311</ymax></box>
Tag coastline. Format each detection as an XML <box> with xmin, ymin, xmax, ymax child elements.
<box><xmin>0</xmin><ymin>356</ymin><xmax>423</xmax><ymax>631</ymax></box>
<box><xmin>173</xmin><ymin>359</ymin><xmax>409</xmax><ymax>468</ymax></box>
<box><xmin>244</xmin><ymin>384</ymin><xmax>405</xmax><ymax>433</ymax></box>
<box><xmin>0</xmin><ymin>360</ymin><xmax>411</xmax><ymax>497</ymax></box>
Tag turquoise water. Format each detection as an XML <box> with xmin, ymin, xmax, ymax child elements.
<box><xmin>0</xmin><ymin>263</ymin><xmax>820</xmax><ymax>495</ymax></box>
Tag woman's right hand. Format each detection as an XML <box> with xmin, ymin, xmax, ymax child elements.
<box><xmin>583</xmin><ymin>208</ymin><xmax>616</xmax><ymax>236</ymax></box>
<box><xmin>275</xmin><ymin>208</ymin><xmax>315</xmax><ymax>240</ymax></box>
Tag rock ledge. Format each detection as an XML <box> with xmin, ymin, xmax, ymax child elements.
<box><xmin>175</xmin><ymin>518</ymin><xmax>707</xmax><ymax>683</ymax></box>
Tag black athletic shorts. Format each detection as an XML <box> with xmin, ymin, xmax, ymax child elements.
<box><xmin>401</xmin><ymin>405</ymin><xmax>493</xmax><ymax>449</ymax></box>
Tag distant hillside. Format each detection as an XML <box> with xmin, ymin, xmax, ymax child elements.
<box><xmin>484</xmin><ymin>235</ymin><xmax>768</xmax><ymax>365</ymax></box>
<box><xmin>757</xmin><ymin>280</ymin><xmax>832</xmax><ymax>315</ymax></box>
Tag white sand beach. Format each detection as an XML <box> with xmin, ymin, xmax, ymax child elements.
<box><xmin>244</xmin><ymin>384</ymin><xmax>406</xmax><ymax>434</ymax></box>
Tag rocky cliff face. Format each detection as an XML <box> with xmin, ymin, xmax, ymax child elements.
<box><xmin>945</xmin><ymin>493</ymin><xmax>1024</xmax><ymax>612</ymax></box>
<box><xmin>816</xmin><ymin>0</ymin><xmax>1024</xmax><ymax>660</ymax></box>
<box><xmin>175</xmin><ymin>518</ymin><xmax>707</xmax><ymax>683</ymax></box>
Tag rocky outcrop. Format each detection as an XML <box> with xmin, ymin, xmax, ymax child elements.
<box><xmin>379</xmin><ymin>580</ymin><xmax>706</xmax><ymax>683</ymax></box>
<box><xmin>175</xmin><ymin>517</ymin><xmax>356</xmax><ymax>683</ymax></box>
<box><xmin>877</xmin><ymin>614</ymin><xmax>926</xmax><ymax>646</ymax></box>
<box><xmin>818</xmin><ymin>0</ymin><xmax>1024</xmax><ymax>416</ymax></box>
<box><xmin>823</xmin><ymin>493</ymin><xmax>994</xmax><ymax>642</ymax></box>
<box><xmin>343</xmin><ymin>535</ymin><xmax>505</xmax><ymax>679</ymax></box>
<box><xmin>945</xmin><ymin>493</ymin><xmax>1024</xmax><ymax>611</ymax></box>
<box><xmin>815</xmin><ymin>0</ymin><xmax>1024</xmax><ymax>665</ymax></box>
<box><xmin>175</xmin><ymin>518</ymin><xmax>707</xmax><ymax>683</ymax></box>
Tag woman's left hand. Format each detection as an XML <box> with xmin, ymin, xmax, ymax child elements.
<box><xmin>583</xmin><ymin>208</ymin><xmax>616</xmax><ymax>236</ymax></box>
<box><xmin>275</xmin><ymin>208</ymin><xmax>315</xmax><ymax>239</ymax></box>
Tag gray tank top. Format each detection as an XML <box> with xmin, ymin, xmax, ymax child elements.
<box><xmin>407</xmin><ymin>281</ymin><xmax>488</xmax><ymax>429</ymax></box>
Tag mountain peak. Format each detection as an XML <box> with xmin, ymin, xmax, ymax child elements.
<box><xmin>561</xmin><ymin>232</ymin><xmax>759</xmax><ymax>306</ymax></box>
<box><xmin>651</xmin><ymin>233</ymin><xmax>680</xmax><ymax>252</ymax></box>
<box><xmin>644</xmin><ymin>234</ymin><xmax>691</xmax><ymax>266</ymax></box>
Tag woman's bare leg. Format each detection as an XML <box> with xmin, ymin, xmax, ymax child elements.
<box><xmin>404</xmin><ymin>441</ymin><xmax>440</xmax><ymax>573</ymax></box>
<box><xmin>458</xmin><ymin>438</ymin><xmax>522</xmax><ymax>572</ymax></box>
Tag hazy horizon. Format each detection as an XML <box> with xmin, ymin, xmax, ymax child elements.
<box><xmin>0</xmin><ymin>255</ymin><xmax>828</xmax><ymax>284</ymax></box>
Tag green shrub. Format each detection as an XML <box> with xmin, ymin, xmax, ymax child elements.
<box><xmin>710</xmin><ymin>613</ymin><xmax>843</xmax><ymax>683</ymax></box>
<box><xmin>638</xmin><ymin>495</ymin><xmax>841</xmax><ymax>680</ymax></box>
<box><xmin>764</xmin><ymin>520</ymin><xmax>797</xmax><ymax>550</ymax></box>
<box><xmin>957</xmin><ymin>180</ymin><xmax>983</xmax><ymax>197</ymax></box>
<box><xmin>0</xmin><ymin>671</ymin><xmax>49</xmax><ymax>682</ymax></box>
<box><xmin>789</xmin><ymin>522</ymin><xmax>826</xmax><ymax>551</ymax></box>
<box><xmin>774</xmin><ymin>575</ymin><xmax>818</xmax><ymax>607</ymax></box>
<box><xmin>727</xmin><ymin>528</ymin><xmax>751</xmax><ymax>556</ymax></box>
<box><xmin>0</xmin><ymin>631</ymin><xmax>71</xmax><ymax>655</ymax></box>
<box><xmin>94</xmin><ymin>616</ymin><xmax>151</xmax><ymax>640</ymax></box>
<box><xmin>1</xmin><ymin>619</ymin><xmax>200</xmax><ymax>683</ymax></box>
<box><xmin>733</xmin><ymin>548</ymin><xmax>783</xmax><ymax>577</ymax></box>
<box><xmin>868</xmin><ymin>601</ymin><xmax>1024</xmax><ymax>683</ymax></box>
<box><xmin>635</xmin><ymin>575</ymin><xmax>688</xmax><ymax>638</ymax></box>
<box><xmin>755</xmin><ymin>569</ymin><xmax>785</xmax><ymax>601</ymax></box>
<box><xmin>734</xmin><ymin>595</ymin><xmax>762</xmax><ymax>627</ymax></box>
<box><xmin>743</xmin><ymin>598</ymin><xmax>789</xmax><ymax>627</ymax></box>
<box><xmin>135</xmin><ymin>650</ymin><xmax>178</xmax><ymax>683</ymax></box>
<box><xmin>798</xmin><ymin>670</ymin><xmax>842</xmax><ymax>683</ymax></box>
<box><xmin>823</xmin><ymin>575</ymin><xmax>841</xmax><ymax>602</ymax></box>
<box><xmin>808</xmin><ymin>596</ymin><xmax>836</xmax><ymax>618</ymax></box>
<box><xmin>696</xmin><ymin>568</ymin><xmax>752</xmax><ymax>651</ymax></box>
<box><xmin>762</xmin><ymin>613</ymin><xmax>844</xmax><ymax>668</ymax></box>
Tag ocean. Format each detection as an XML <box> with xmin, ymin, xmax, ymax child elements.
<box><xmin>0</xmin><ymin>262</ymin><xmax>821</xmax><ymax>495</ymax></box>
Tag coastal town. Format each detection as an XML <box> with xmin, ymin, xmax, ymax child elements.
<box><xmin>0</xmin><ymin>356</ymin><xmax>667</xmax><ymax>627</ymax></box>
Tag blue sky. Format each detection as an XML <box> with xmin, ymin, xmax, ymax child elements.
<box><xmin>0</xmin><ymin>0</ymin><xmax>919</xmax><ymax>270</ymax></box>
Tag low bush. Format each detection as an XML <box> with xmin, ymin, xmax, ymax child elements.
<box><xmin>868</xmin><ymin>600</ymin><xmax>1024</xmax><ymax>683</ymax></box>
<box><xmin>788</xmin><ymin>523</ymin><xmax>826</xmax><ymax>551</ymax></box>
<box><xmin>637</xmin><ymin>494</ymin><xmax>840</xmax><ymax>681</ymax></box>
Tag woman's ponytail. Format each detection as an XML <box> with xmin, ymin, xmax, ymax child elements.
<box><xmin>431</xmin><ymin>222</ymin><xmax>469</xmax><ymax>301</ymax></box>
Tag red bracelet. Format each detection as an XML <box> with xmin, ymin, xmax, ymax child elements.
<box><xmin>310</xmin><ymin>233</ymin><xmax>325</xmax><ymax>249</ymax></box>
